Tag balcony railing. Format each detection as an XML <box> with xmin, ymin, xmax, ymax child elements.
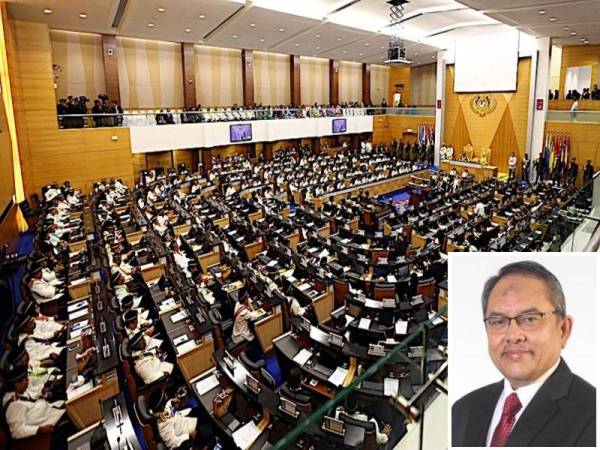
<box><xmin>546</xmin><ymin>110</ymin><xmax>600</xmax><ymax>124</ymax></box>
<box><xmin>57</xmin><ymin>107</ymin><xmax>436</xmax><ymax>129</ymax></box>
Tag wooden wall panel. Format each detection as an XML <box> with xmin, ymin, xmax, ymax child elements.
<box><xmin>0</xmin><ymin>205</ymin><xmax>19</xmax><ymax>250</ymax></box>
<box><xmin>300</xmin><ymin>56</ymin><xmax>329</xmax><ymax>105</ymax></box>
<box><xmin>372</xmin><ymin>115</ymin><xmax>390</xmax><ymax>145</ymax></box>
<box><xmin>370</xmin><ymin>65</ymin><xmax>389</xmax><ymax>106</ymax></box>
<box><xmin>410</xmin><ymin>63</ymin><xmax>436</xmax><ymax>106</ymax></box>
<box><xmin>132</xmin><ymin>153</ymin><xmax>147</xmax><ymax>182</ymax></box>
<box><xmin>146</xmin><ymin>151</ymin><xmax>172</xmax><ymax>170</ymax></box>
<box><xmin>242</xmin><ymin>49</ymin><xmax>254</xmax><ymax>107</ymax></box>
<box><xmin>443</xmin><ymin>59</ymin><xmax>531</xmax><ymax>173</ymax></box>
<box><xmin>172</xmin><ymin>149</ymin><xmax>194</xmax><ymax>170</ymax></box>
<box><xmin>362</xmin><ymin>63</ymin><xmax>371</xmax><ymax>105</ymax></box>
<box><xmin>545</xmin><ymin>122</ymin><xmax>600</xmax><ymax>186</ymax></box>
<box><xmin>559</xmin><ymin>45</ymin><xmax>600</xmax><ymax>100</ymax></box>
<box><xmin>290</xmin><ymin>54</ymin><xmax>300</xmax><ymax>106</ymax></box>
<box><xmin>181</xmin><ymin>43</ymin><xmax>196</xmax><ymax>109</ymax></box>
<box><xmin>329</xmin><ymin>60</ymin><xmax>339</xmax><ymax>105</ymax></box>
<box><xmin>253</xmin><ymin>51</ymin><xmax>290</xmax><ymax>106</ymax></box>
<box><xmin>549</xmin><ymin>99</ymin><xmax>600</xmax><ymax>111</ymax></box>
<box><xmin>372</xmin><ymin>115</ymin><xmax>434</xmax><ymax>145</ymax></box>
<box><xmin>388</xmin><ymin>67</ymin><xmax>411</xmax><ymax>106</ymax></box>
<box><xmin>9</xmin><ymin>20</ymin><xmax>133</xmax><ymax>195</ymax></box>
<box><xmin>102</xmin><ymin>34</ymin><xmax>120</xmax><ymax>104</ymax></box>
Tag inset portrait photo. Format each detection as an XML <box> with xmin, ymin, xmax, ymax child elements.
<box><xmin>449</xmin><ymin>253</ymin><xmax>596</xmax><ymax>448</ymax></box>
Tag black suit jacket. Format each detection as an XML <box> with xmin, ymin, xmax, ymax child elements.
<box><xmin>452</xmin><ymin>358</ymin><xmax>595</xmax><ymax>447</ymax></box>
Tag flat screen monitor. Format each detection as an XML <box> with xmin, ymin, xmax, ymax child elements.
<box><xmin>332</xmin><ymin>118</ymin><xmax>347</xmax><ymax>134</ymax></box>
<box><xmin>230</xmin><ymin>124</ymin><xmax>252</xmax><ymax>143</ymax></box>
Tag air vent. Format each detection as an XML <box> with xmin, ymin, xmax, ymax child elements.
<box><xmin>111</xmin><ymin>0</ymin><xmax>129</xmax><ymax>29</ymax></box>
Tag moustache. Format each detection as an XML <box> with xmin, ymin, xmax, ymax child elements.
<box><xmin>502</xmin><ymin>347</ymin><xmax>532</xmax><ymax>354</ymax></box>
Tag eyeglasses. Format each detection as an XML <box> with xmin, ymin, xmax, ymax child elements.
<box><xmin>484</xmin><ymin>310</ymin><xmax>560</xmax><ymax>334</ymax></box>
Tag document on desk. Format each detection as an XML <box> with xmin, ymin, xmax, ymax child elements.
<box><xmin>344</xmin><ymin>314</ymin><xmax>355</xmax><ymax>326</ymax></box>
<box><xmin>232</xmin><ymin>420</ymin><xmax>262</xmax><ymax>450</ymax></box>
<box><xmin>428</xmin><ymin>311</ymin><xmax>444</xmax><ymax>325</ymax></box>
<box><xmin>293</xmin><ymin>349</ymin><xmax>313</xmax><ymax>367</ymax></box>
<box><xmin>176</xmin><ymin>340</ymin><xmax>197</xmax><ymax>355</ymax></box>
<box><xmin>358</xmin><ymin>318</ymin><xmax>371</xmax><ymax>330</ymax></box>
<box><xmin>387</xmin><ymin>275</ymin><xmax>397</xmax><ymax>283</ymax></box>
<box><xmin>328</xmin><ymin>367</ymin><xmax>349</xmax><ymax>387</ymax></box>
<box><xmin>68</xmin><ymin>307</ymin><xmax>88</xmax><ymax>321</ymax></box>
<box><xmin>267</xmin><ymin>260</ymin><xmax>277</xmax><ymax>268</ymax></box>
<box><xmin>395</xmin><ymin>320</ymin><xmax>409</xmax><ymax>335</ymax></box>
<box><xmin>67</xmin><ymin>300</ymin><xmax>88</xmax><ymax>313</ymax></box>
<box><xmin>170</xmin><ymin>309</ymin><xmax>189</xmax><ymax>323</ymax></box>
<box><xmin>297</xmin><ymin>283</ymin><xmax>311</xmax><ymax>292</ymax></box>
<box><xmin>195</xmin><ymin>374</ymin><xmax>220</xmax><ymax>395</ymax></box>
<box><xmin>140</xmin><ymin>263</ymin><xmax>154</xmax><ymax>270</ymax></box>
<box><xmin>384</xmin><ymin>377</ymin><xmax>400</xmax><ymax>397</ymax></box>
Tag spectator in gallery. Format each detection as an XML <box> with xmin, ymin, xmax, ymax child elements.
<box><xmin>522</xmin><ymin>153</ymin><xmax>530</xmax><ymax>182</ymax></box>
<box><xmin>508</xmin><ymin>152</ymin><xmax>517</xmax><ymax>180</ymax></box>
<box><xmin>567</xmin><ymin>157</ymin><xmax>578</xmax><ymax>186</ymax></box>
<box><xmin>554</xmin><ymin>89</ymin><xmax>559</xmax><ymax>100</ymax></box>
<box><xmin>535</xmin><ymin>151</ymin><xmax>545</xmax><ymax>183</ymax></box>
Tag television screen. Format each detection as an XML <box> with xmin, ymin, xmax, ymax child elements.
<box><xmin>230</xmin><ymin>124</ymin><xmax>252</xmax><ymax>142</ymax></box>
<box><xmin>332</xmin><ymin>118</ymin><xmax>347</xmax><ymax>133</ymax></box>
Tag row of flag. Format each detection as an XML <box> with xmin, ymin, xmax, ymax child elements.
<box><xmin>543</xmin><ymin>133</ymin><xmax>570</xmax><ymax>173</ymax></box>
<box><xmin>418</xmin><ymin>124</ymin><xmax>435</xmax><ymax>147</ymax></box>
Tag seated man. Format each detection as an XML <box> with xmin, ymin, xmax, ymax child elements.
<box><xmin>231</xmin><ymin>291</ymin><xmax>262</xmax><ymax>345</ymax></box>
<box><xmin>128</xmin><ymin>331</ymin><xmax>173</xmax><ymax>384</ymax></box>
<box><xmin>28</xmin><ymin>266</ymin><xmax>62</xmax><ymax>304</ymax></box>
<box><xmin>149</xmin><ymin>388</ymin><xmax>215</xmax><ymax>449</ymax></box>
<box><xmin>122</xmin><ymin>309</ymin><xmax>162</xmax><ymax>350</ymax></box>
<box><xmin>335</xmin><ymin>397</ymin><xmax>391</xmax><ymax>446</ymax></box>
<box><xmin>17</xmin><ymin>315</ymin><xmax>65</xmax><ymax>368</ymax></box>
<box><xmin>2</xmin><ymin>365</ymin><xmax>65</xmax><ymax>440</ymax></box>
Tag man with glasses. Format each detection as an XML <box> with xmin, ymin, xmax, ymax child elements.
<box><xmin>452</xmin><ymin>261</ymin><xmax>595</xmax><ymax>447</ymax></box>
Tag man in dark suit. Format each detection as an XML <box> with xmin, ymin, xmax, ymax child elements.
<box><xmin>452</xmin><ymin>261</ymin><xmax>595</xmax><ymax>447</ymax></box>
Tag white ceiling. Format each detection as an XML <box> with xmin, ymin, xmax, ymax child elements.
<box><xmin>456</xmin><ymin>0</ymin><xmax>600</xmax><ymax>45</ymax></box>
<box><xmin>6</xmin><ymin>0</ymin><xmax>511</xmax><ymax>65</ymax></box>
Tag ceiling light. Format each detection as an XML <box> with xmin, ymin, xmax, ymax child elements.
<box><xmin>343</xmin><ymin>50</ymin><xmax>347</xmax><ymax>54</ymax></box>
<box><xmin>336</xmin><ymin>38</ymin><xmax>341</xmax><ymax>42</ymax></box>
<box><xmin>364</xmin><ymin>43</ymin><xmax>369</xmax><ymax>46</ymax></box>
<box><xmin>414</xmin><ymin>52</ymin><xmax>419</xmax><ymax>56</ymax></box>
<box><xmin>359</xmin><ymin>52</ymin><xmax>363</xmax><ymax>56</ymax></box>
<box><xmin>295</xmin><ymin>43</ymin><xmax>299</xmax><ymax>47</ymax></box>
<box><xmin>316</xmin><ymin>46</ymin><xmax>320</xmax><ymax>50</ymax></box>
<box><xmin>538</xmin><ymin>9</ymin><xmax>546</xmax><ymax>14</ymax></box>
<box><xmin>316</xmin><ymin>34</ymin><xmax>320</xmax><ymax>38</ymax></box>
<box><xmin>43</xmin><ymin>8</ymin><xmax>53</xmax><ymax>14</ymax></box>
<box><xmin>157</xmin><ymin>7</ymin><xmax>165</xmax><ymax>13</ymax></box>
<box><xmin>185</xmin><ymin>28</ymin><xmax>191</xmax><ymax>33</ymax></box>
<box><xmin>79</xmin><ymin>12</ymin><xmax>87</xmax><ymax>19</ymax></box>
<box><xmin>584</xmin><ymin>40</ymin><xmax>589</xmax><ymax>44</ymax></box>
<box><xmin>571</xmin><ymin>31</ymin><xmax>577</xmax><ymax>36</ymax></box>
<box><xmin>563</xmin><ymin>26</ymin><xmax>569</xmax><ymax>30</ymax></box>
<box><xmin>381</xmin><ymin>46</ymin><xmax>385</xmax><ymax>49</ymax></box>
<box><xmin>549</xmin><ymin>17</ymin><xmax>557</xmax><ymax>22</ymax></box>
<box><xmin>432</xmin><ymin>55</ymin><xmax>436</xmax><ymax>59</ymax></box>
<box><xmin>198</xmin><ymin>40</ymin><xmax>204</xmax><ymax>44</ymax></box>
<box><xmin>278</xmin><ymin>28</ymin><xmax>284</xmax><ymax>32</ymax></box>
<box><xmin>233</xmin><ymin>35</ymin><xmax>238</xmax><ymax>39</ymax></box>
<box><xmin>250</xmin><ymin>23</ymin><xmax>256</xmax><ymax>27</ymax></box>
<box><xmin>198</xmin><ymin>14</ymin><xmax>206</xmax><ymax>19</ymax></box>
<box><xmin>147</xmin><ymin>23</ymin><xmax>155</xmax><ymax>28</ymax></box>
<box><xmin>259</xmin><ymin>38</ymin><xmax>265</xmax><ymax>42</ymax></box>
<box><xmin>580</xmin><ymin>37</ymin><xmax>586</xmax><ymax>42</ymax></box>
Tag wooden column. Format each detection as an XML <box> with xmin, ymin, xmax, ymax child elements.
<box><xmin>329</xmin><ymin>60</ymin><xmax>339</xmax><ymax>106</ymax></box>
<box><xmin>362</xmin><ymin>63</ymin><xmax>371</xmax><ymax>105</ymax></box>
<box><xmin>201</xmin><ymin>149</ymin><xmax>212</xmax><ymax>176</ymax></box>
<box><xmin>290</xmin><ymin>54</ymin><xmax>301</xmax><ymax>106</ymax></box>
<box><xmin>181</xmin><ymin>43</ymin><xmax>197</xmax><ymax>109</ymax></box>
<box><xmin>242</xmin><ymin>49</ymin><xmax>254</xmax><ymax>107</ymax></box>
<box><xmin>101</xmin><ymin>35</ymin><xmax>121</xmax><ymax>104</ymax></box>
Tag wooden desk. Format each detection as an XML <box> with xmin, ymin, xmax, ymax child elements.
<box><xmin>140</xmin><ymin>263</ymin><xmax>164</xmax><ymax>282</ymax></box>
<box><xmin>411</xmin><ymin>233</ymin><xmax>427</xmax><ymax>249</ymax></box>
<box><xmin>177</xmin><ymin>338</ymin><xmax>215</xmax><ymax>382</ymax></box>
<box><xmin>198</xmin><ymin>247</ymin><xmax>221</xmax><ymax>273</ymax></box>
<box><xmin>254</xmin><ymin>312</ymin><xmax>283</xmax><ymax>353</ymax></box>
<box><xmin>66</xmin><ymin>370</ymin><xmax>120</xmax><ymax>429</ymax></box>
<box><xmin>174</xmin><ymin>222</ymin><xmax>192</xmax><ymax>236</ymax></box>
<box><xmin>312</xmin><ymin>290</ymin><xmax>334</xmax><ymax>324</ymax></box>
<box><xmin>440</xmin><ymin>160</ymin><xmax>498</xmax><ymax>181</ymax></box>
<box><xmin>244</xmin><ymin>240</ymin><xmax>264</xmax><ymax>261</ymax></box>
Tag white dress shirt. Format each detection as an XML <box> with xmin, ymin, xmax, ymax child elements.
<box><xmin>485</xmin><ymin>358</ymin><xmax>561</xmax><ymax>446</ymax></box>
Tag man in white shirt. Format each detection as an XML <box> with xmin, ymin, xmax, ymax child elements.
<box><xmin>452</xmin><ymin>261</ymin><xmax>595</xmax><ymax>447</ymax></box>
<box><xmin>231</xmin><ymin>292</ymin><xmax>262</xmax><ymax>345</ymax></box>
<box><xmin>508</xmin><ymin>152</ymin><xmax>517</xmax><ymax>180</ymax></box>
<box><xmin>28</xmin><ymin>267</ymin><xmax>60</xmax><ymax>304</ymax></box>
<box><xmin>129</xmin><ymin>331</ymin><xmax>173</xmax><ymax>384</ymax></box>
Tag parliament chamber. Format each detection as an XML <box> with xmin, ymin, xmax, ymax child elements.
<box><xmin>0</xmin><ymin>1</ymin><xmax>600</xmax><ymax>450</ymax></box>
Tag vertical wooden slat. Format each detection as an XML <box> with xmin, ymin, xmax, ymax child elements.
<box><xmin>290</xmin><ymin>54</ymin><xmax>301</xmax><ymax>106</ymax></box>
<box><xmin>362</xmin><ymin>63</ymin><xmax>371</xmax><ymax>105</ymax></box>
<box><xmin>329</xmin><ymin>59</ymin><xmax>339</xmax><ymax>105</ymax></box>
<box><xmin>101</xmin><ymin>34</ymin><xmax>120</xmax><ymax>104</ymax></box>
<box><xmin>181</xmin><ymin>43</ymin><xmax>196</xmax><ymax>109</ymax></box>
<box><xmin>242</xmin><ymin>49</ymin><xmax>254</xmax><ymax>107</ymax></box>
